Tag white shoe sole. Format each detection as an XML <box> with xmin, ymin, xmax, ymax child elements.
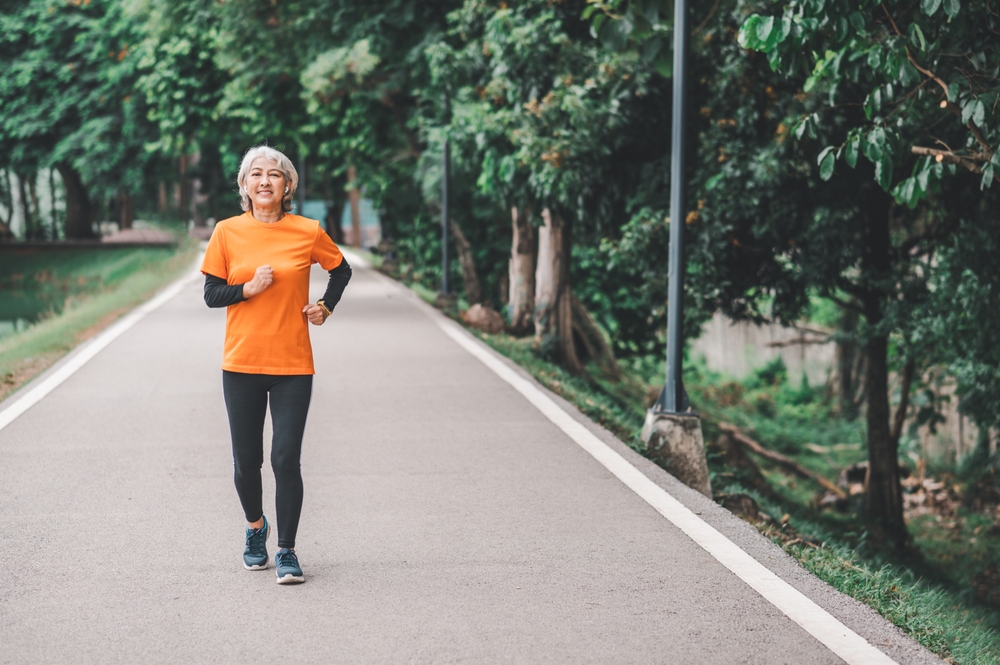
<box><xmin>276</xmin><ymin>573</ymin><xmax>305</xmax><ymax>585</ymax></box>
<box><xmin>243</xmin><ymin>520</ymin><xmax>272</xmax><ymax>570</ymax></box>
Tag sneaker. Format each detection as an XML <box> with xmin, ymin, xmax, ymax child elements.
<box><xmin>243</xmin><ymin>515</ymin><xmax>271</xmax><ymax>570</ymax></box>
<box><xmin>275</xmin><ymin>548</ymin><xmax>304</xmax><ymax>584</ymax></box>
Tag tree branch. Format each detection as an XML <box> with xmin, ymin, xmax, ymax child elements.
<box><xmin>718</xmin><ymin>423</ymin><xmax>847</xmax><ymax>499</ymax></box>
<box><xmin>825</xmin><ymin>292</ymin><xmax>865</xmax><ymax>314</ymax></box>
<box><xmin>911</xmin><ymin>146</ymin><xmax>992</xmax><ymax>177</ymax></box>
<box><xmin>881</xmin><ymin>3</ymin><xmax>949</xmax><ymax>96</ymax></box>
<box><xmin>938</xmin><ymin>101</ymin><xmax>995</xmax><ymax>158</ymax></box>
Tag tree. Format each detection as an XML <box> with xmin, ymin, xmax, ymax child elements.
<box><xmin>734</xmin><ymin>0</ymin><xmax>999</xmax><ymax>550</ymax></box>
<box><xmin>429</xmin><ymin>0</ymin><xmax>666</xmax><ymax>372</ymax></box>
<box><xmin>0</xmin><ymin>0</ymin><xmax>160</xmax><ymax>238</ymax></box>
<box><xmin>587</xmin><ymin>0</ymin><xmax>999</xmax><ymax>550</ymax></box>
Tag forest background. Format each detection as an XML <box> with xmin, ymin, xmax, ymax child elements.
<box><xmin>2</xmin><ymin>0</ymin><xmax>1000</xmax><ymax>660</ymax></box>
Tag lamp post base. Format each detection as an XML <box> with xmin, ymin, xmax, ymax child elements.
<box><xmin>641</xmin><ymin>410</ymin><xmax>711</xmax><ymax>497</ymax></box>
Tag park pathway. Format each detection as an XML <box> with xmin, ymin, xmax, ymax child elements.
<box><xmin>0</xmin><ymin>254</ymin><xmax>942</xmax><ymax>665</ymax></box>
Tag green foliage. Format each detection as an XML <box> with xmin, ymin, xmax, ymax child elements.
<box><xmin>0</xmin><ymin>0</ymin><xmax>158</xmax><ymax>198</ymax></box>
<box><xmin>738</xmin><ymin>0</ymin><xmax>999</xmax><ymax>205</ymax></box>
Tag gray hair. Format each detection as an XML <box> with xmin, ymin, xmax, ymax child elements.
<box><xmin>236</xmin><ymin>145</ymin><xmax>298</xmax><ymax>213</ymax></box>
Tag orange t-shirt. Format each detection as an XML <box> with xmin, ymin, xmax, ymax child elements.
<box><xmin>201</xmin><ymin>212</ymin><xmax>343</xmax><ymax>375</ymax></box>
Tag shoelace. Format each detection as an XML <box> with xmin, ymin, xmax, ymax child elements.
<box><xmin>276</xmin><ymin>550</ymin><xmax>299</xmax><ymax>568</ymax></box>
<box><xmin>246</xmin><ymin>527</ymin><xmax>267</xmax><ymax>555</ymax></box>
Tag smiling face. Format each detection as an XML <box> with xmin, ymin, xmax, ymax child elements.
<box><xmin>245</xmin><ymin>156</ymin><xmax>288</xmax><ymax>214</ymax></box>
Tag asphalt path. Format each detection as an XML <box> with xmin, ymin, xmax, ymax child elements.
<box><xmin>0</xmin><ymin>255</ymin><xmax>945</xmax><ymax>665</ymax></box>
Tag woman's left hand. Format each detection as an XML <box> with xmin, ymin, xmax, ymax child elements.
<box><xmin>302</xmin><ymin>304</ymin><xmax>328</xmax><ymax>326</ymax></box>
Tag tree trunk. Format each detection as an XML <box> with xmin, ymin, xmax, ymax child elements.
<box><xmin>158</xmin><ymin>181</ymin><xmax>168</xmax><ymax>215</ymax></box>
<box><xmin>178</xmin><ymin>154</ymin><xmax>189</xmax><ymax>224</ymax></box>
<box><xmin>56</xmin><ymin>163</ymin><xmax>94</xmax><ymax>239</ymax></box>
<box><xmin>508</xmin><ymin>206</ymin><xmax>536</xmax><ymax>335</ymax></box>
<box><xmin>17</xmin><ymin>173</ymin><xmax>34</xmax><ymax>239</ymax></box>
<box><xmin>556</xmin><ymin>212</ymin><xmax>583</xmax><ymax>374</ymax></box>
<box><xmin>0</xmin><ymin>171</ymin><xmax>13</xmax><ymax>240</ymax></box>
<box><xmin>119</xmin><ymin>193</ymin><xmax>134</xmax><ymax>230</ymax></box>
<box><xmin>323</xmin><ymin>174</ymin><xmax>344</xmax><ymax>245</ymax></box>
<box><xmin>860</xmin><ymin>186</ymin><xmax>908</xmax><ymax>552</ymax></box>
<box><xmin>27</xmin><ymin>175</ymin><xmax>42</xmax><ymax>239</ymax></box>
<box><xmin>534</xmin><ymin>207</ymin><xmax>560</xmax><ymax>338</ymax></box>
<box><xmin>449</xmin><ymin>219</ymin><xmax>482</xmax><ymax>304</ymax></box>
<box><xmin>833</xmin><ymin>307</ymin><xmax>862</xmax><ymax>420</ymax></box>
<box><xmin>533</xmin><ymin>209</ymin><xmax>583</xmax><ymax>374</ymax></box>
<box><xmin>571</xmin><ymin>294</ymin><xmax>622</xmax><ymax>381</ymax></box>
<box><xmin>347</xmin><ymin>165</ymin><xmax>362</xmax><ymax>248</ymax></box>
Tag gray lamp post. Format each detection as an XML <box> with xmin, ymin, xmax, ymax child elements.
<box><xmin>640</xmin><ymin>0</ymin><xmax>711</xmax><ymax>497</ymax></box>
<box><xmin>440</xmin><ymin>108</ymin><xmax>450</xmax><ymax>296</ymax></box>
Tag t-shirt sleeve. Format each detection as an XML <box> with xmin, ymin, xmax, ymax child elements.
<box><xmin>311</xmin><ymin>225</ymin><xmax>344</xmax><ymax>271</ymax></box>
<box><xmin>201</xmin><ymin>225</ymin><xmax>229</xmax><ymax>279</ymax></box>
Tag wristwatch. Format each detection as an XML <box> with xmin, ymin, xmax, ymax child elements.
<box><xmin>317</xmin><ymin>300</ymin><xmax>332</xmax><ymax>317</ymax></box>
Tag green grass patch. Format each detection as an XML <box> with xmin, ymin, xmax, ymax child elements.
<box><xmin>0</xmin><ymin>240</ymin><xmax>200</xmax><ymax>401</ymax></box>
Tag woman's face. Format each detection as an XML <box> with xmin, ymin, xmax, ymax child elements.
<box><xmin>245</xmin><ymin>156</ymin><xmax>288</xmax><ymax>213</ymax></box>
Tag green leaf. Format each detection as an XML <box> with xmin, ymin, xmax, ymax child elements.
<box><xmin>591</xmin><ymin>13</ymin><xmax>608</xmax><ymax>39</ymax></box>
<box><xmin>845</xmin><ymin>137</ymin><xmax>859</xmax><ymax>167</ymax></box>
<box><xmin>981</xmin><ymin>162</ymin><xmax>994</xmax><ymax>190</ymax></box>
<box><xmin>867</xmin><ymin>48</ymin><xmax>881</xmax><ymax>70</ymax></box>
<box><xmin>835</xmin><ymin>17</ymin><xmax>849</xmax><ymax>42</ymax></box>
<box><xmin>863</xmin><ymin>137</ymin><xmax>882</xmax><ymax>162</ymax></box>
<box><xmin>908</xmin><ymin>24</ymin><xmax>926</xmax><ymax>51</ymax></box>
<box><xmin>961</xmin><ymin>99</ymin><xmax>975</xmax><ymax>124</ymax></box>
<box><xmin>871</xmin><ymin>87</ymin><xmax>882</xmax><ymax>111</ymax></box>
<box><xmin>757</xmin><ymin>16</ymin><xmax>775</xmax><ymax>45</ymax></box>
<box><xmin>794</xmin><ymin>117</ymin><xmax>809</xmax><ymax>140</ymax></box>
<box><xmin>780</xmin><ymin>17</ymin><xmax>792</xmax><ymax>42</ymax></box>
<box><xmin>819</xmin><ymin>149</ymin><xmax>836</xmax><ymax>180</ymax></box>
<box><xmin>738</xmin><ymin>16</ymin><xmax>760</xmax><ymax>49</ymax></box>
<box><xmin>922</xmin><ymin>0</ymin><xmax>942</xmax><ymax>15</ymax></box>
<box><xmin>875</xmin><ymin>153</ymin><xmax>893</xmax><ymax>190</ymax></box>
<box><xmin>943</xmin><ymin>0</ymin><xmax>960</xmax><ymax>19</ymax></box>
<box><xmin>899</xmin><ymin>60</ymin><xmax>920</xmax><ymax>87</ymax></box>
<box><xmin>848</xmin><ymin>12</ymin><xmax>865</xmax><ymax>32</ymax></box>
<box><xmin>992</xmin><ymin>152</ymin><xmax>1000</xmax><ymax>169</ymax></box>
<box><xmin>972</xmin><ymin>100</ymin><xmax>985</xmax><ymax>127</ymax></box>
<box><xmin>582</xmin><ymin>5</ymin><xmax>599</xmax><ymax>20</ymax></box>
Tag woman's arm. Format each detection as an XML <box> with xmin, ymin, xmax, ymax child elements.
<box><xmin>319</xmin><ymin>259</ymin><xmax>352</xmax><ymax>313</ymax></box>
<box><xmin>203</xmin><ymin>274</ymin><xmax>247</xmax><ymax>308</ymax></box>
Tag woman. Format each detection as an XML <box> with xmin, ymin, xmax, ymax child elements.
<box><xmin>201</xmin><ymin>145</ymin><xmax>351</xmax><ymax>584</ymax></box>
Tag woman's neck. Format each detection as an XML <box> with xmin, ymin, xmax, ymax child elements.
<box><xmin>251</xmin><ymin>207</ymin><xmax>285</xmax><ymax>224</ymax></box>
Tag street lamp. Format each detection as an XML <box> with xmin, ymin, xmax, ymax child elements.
<box><xmin>641</xmin><ymin>0</ymin><xmax>711</xmax><ymax>497</ymax></box>
<box><xmin>440</xmin><ymin>91</ymin><xmax>451</xmax><ymax>296</ymax></box>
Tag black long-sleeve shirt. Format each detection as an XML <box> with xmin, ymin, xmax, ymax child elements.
<box><xmin>203</xmin><ymin>258</ymin><xmax>352</xmax><ymax>311</ymax></box>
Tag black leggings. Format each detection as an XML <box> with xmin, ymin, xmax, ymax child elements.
<box><xmin>222</xmin><ymin>371</ymin><xmax>313</xmax><ymax>549</ymax></box>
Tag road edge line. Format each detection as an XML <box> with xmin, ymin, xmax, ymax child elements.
<box><xmin>433</xmin><ymin>317</ymin><xmax>898</xmax><ymax>665</ymax></box>
<box><xmin>0</xmin><ymin>260</ymin><xmax>203</xmax><ymax>433</ymax></box>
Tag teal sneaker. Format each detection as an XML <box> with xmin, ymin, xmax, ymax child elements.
<box><xmin>243</xmin><ymin>515</ymin><xmax>270</xmax><ymax>570</ymax></box>
<box><xmin>275</xmin><ymin>548</ymin><xmax>304</xmax><ymax>584</ymax></box>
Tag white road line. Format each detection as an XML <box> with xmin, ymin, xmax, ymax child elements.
<box><xmin>436</xmin><ymin>319</ymin><xmax>898</xmax><ymax>665</ymax></box>
<box><xmin>0</xmin><ymin>264</ymin><xmax>202</xmax><ymax>433</ymax></box>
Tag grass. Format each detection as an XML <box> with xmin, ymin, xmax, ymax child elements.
<box><xmin>433</xmin><ymin>319</ymin><xmax>1000</xmax><ymax>664</ymax></box>
<box><xmin>0</xmin><ymin>239</ymin><xmax>200</xmax><ymax>401</ymax></box>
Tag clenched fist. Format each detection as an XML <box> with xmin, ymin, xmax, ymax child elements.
<box><xmin>243</xmin><ymin>265</ymin><xmax>273</xmax><ymax>298</ymax></box>
<box><xmin>302</xmin><ymin>304</ymin><xmax>328</xmax><ymax>326</ymax></box>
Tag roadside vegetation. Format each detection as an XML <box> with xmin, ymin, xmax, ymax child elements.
<box><xmin>0</xmin><ymin>237</ymin><xmax>199</xmax><ymax>402</ymax></box>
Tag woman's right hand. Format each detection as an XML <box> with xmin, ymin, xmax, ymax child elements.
<box><xmin>243</xmin><ymin>265</ymin><xmax>273</xmax><ymax>298</ymax></box>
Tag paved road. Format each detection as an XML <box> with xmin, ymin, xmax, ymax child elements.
<box><xmin>0</xmin><ymin>257</ymin><xmax>943</xmax><ymax>664</ymax></box>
